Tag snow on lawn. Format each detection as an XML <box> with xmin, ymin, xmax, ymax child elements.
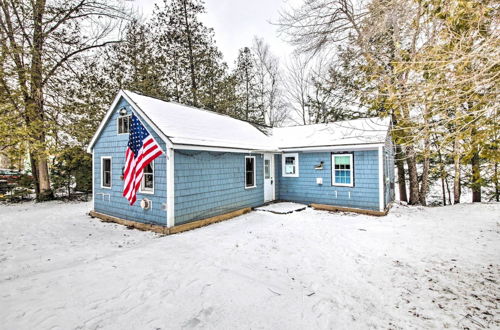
<box><xmin>0</xmin><ymin>201</ymin><xmax>499</xmax><ymax>329</ymax></box>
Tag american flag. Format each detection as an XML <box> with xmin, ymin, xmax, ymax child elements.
<box><xmin>123</xmin><ymin>114</ymin><xmax>163</xmax><ymax>205</ymax></box>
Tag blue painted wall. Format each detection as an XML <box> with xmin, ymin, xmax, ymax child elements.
<box><xmin>92</xmin><ymin>97</ymin><xmax>168</xmax><ymax>225</ymax></box>
<box><xmin>277</xmin><ymin>150</ymin><xmax>381</xmax><ymax>211</ymax></box>
<box><xmin>174</xmin><ymin>150</ymin><xmax>264</xmax><ymax>224</ymax></box>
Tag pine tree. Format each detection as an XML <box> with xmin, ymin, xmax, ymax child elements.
<box><xmin>233</xmin><ymin>47</ymin><xmax>261</xmax><ymax>123</ymax></box>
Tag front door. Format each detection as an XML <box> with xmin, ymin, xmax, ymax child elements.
<box><xmin>263</xmin><ymin>153</ymin><xmax>275</xmax><ymax>202</ymax></box>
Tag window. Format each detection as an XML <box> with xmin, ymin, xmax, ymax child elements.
<box><xmin>245</xmin><ymin>156</ymin><xmax>256</xmax><ymax>188</ymax></box>
<box><xmin>282</xmin><ymin>153</ymin><xmax>299</xmax><ymax>177</ymax></box>
<box><xmin>264</xmin><ymin>159</ymin><xmax>270</xmax><ymax>179</ymax></box>
<box><xmin>140</xmin><ymin>162</ymin><xmax>154</xmax><ymax>193</ymax></box>
<box><xmin>101</xmin><ymin>157</ymin><xmax>112</xmax><ymax>188</ymax></box>
<box><xmin>332</xmin><ymin>153</ymin><xmax>354</xmax><ymax>187</ymax></box>
<box><xmin>117</xmin><ymin>115</ymin><xmax>130</xmax><ymax>134</ymax></box>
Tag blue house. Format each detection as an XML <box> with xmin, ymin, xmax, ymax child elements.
<box><xmin>87</xmin><ymin>90</ymin><xmax>394</xmax><ymax>232</ymax></box>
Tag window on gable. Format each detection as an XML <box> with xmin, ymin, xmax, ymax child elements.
<box><xmin>117</xmin><ymin>115</ymin><xmax>130</xmax><ymax>134</ymax></box>
<box><xmin>282</xmin><ymin>153</ymin><xmax>299</xmax><ymax>177</ymax></box>
<box><xmin>101</xmin><ymin>157</ymin><xmax>112</xmax><ymax>188</ymax></box>
<box><xmin>332</xmin><ymin>153</ymin><xmax>354</xmax><ymax>187</ymax></box>
<box><xmin>245</xmin><ymin>156</ymin><xmax>256</xmax><ymax>188</ymax></box>
<box><xmin>140</xmin><ymin>162</ymin><xmax>154</xmax><ymax>193</ymax></box>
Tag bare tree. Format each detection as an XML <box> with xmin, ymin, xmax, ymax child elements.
<box><xmin>284</xmin><ymin>54</ymin><xmax>312</xmax><ymax>125</ymax></box>
<box><xmin>0</xmin><ymin>0</ymin><xmax>129</xmax><ymax>200</ymax></box>
<box><xmin>252</xmin><ymin>37</ymin><xmax>288</xmax><ymax>126</ymax></box>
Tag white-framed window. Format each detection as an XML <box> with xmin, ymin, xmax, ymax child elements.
<box><xmin>245</xmin><ymin>156</ymin><xmax>256</xmax><ymax>189</ymax></box>
<box><xmin>117</xmin><ymin>115</ymin><xmax>131</xmax><ymax>134</ymax></box>
<box><xmin>332</xmin><ymin>153</ymin><xmax>354</xmax><ymax>187</ymax></box>
<box><xmin>101</xmin><ymin>157</ymin><xmax>112</xmax><ymax>188</ymax></box>
<box><xmin>264</xmin><ymin>159</ymin><xmax>271</xmax><ymax>179</ymax></box>
<box><xmin>140</xmin><ymin>162</ymin><xmax>154</xmax><ymax>194</ymax></box>
<box><xmin>282</xmin><ymin>153</ymin><xmax>299</xmax><ymax>177</ymax></box>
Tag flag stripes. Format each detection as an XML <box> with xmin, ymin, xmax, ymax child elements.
<box><xmin>123</xmin><ymin>114</ymin><xmax>163</xmax><ymax>205</ymax></box>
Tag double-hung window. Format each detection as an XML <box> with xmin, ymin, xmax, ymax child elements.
<box><xmin>332</xmin><ymin>153</ymin><xmax>354</xmax><ymax>187</ymax></box>
<box><xmin>140</xmin><ymin>162</ymin><xmax>154</xmax><ymax>193</ymax></box>
<box><xmin>245</xmin><ymin>156</ymin><xmax>256</xmax><ymax>188</ymax></box>
<box><xmin>101</xmin><ymin>157</ymin><xmax>112</xmax><ymax>188</ymax></box>
<box><xmin>282</xmin><ymin>153</ymin><xmax>299</xmax><ymax>177</ymax></box>
<box><xmin>117</xmin><ymin>115</ymin><xmax>130</xmax><ymax>134</ymax></box>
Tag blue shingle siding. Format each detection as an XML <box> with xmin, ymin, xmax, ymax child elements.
<box><xmin>274</xmin><ymin>154</ymin><xmax>281</xmax><ymax>199</ymax></box>
<box><xmin>278</xmin><ymin>150</ymin><xmax>380</xmax><ymax>211</ymax></box>
<box><xmin>174</xmin><ymin>150</ymin><xmax>264</xmax><ymax>225</ymax></box>
<box><xmin>92</xmin><ymin>97</ymin><xmax>167</xmax><ymax>225</ymax></box>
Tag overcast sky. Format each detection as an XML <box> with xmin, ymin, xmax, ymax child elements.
<box><xmin>132</xmin><ymin>0</ymin><xmax>297</xmax><ymax>67</ymax></box>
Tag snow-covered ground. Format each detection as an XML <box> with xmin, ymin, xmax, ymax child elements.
<box><xmin>0</xmin><ymin>201</ymin><xmax>498</xmax><ymax>329</ymax></box>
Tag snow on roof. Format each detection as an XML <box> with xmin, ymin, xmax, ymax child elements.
<box><xmin>124</xmin><ymin>90</ymin><xmax>275</xmax><ymax>150</ymax></box>
<box><xmin>272</xmin><ymin>117</ymin><xmax>391</xmax><ymax>149</ymax></box>
<box><xmin>120</xmin><ymin>91</ymin><xmax>390</xmax><ymax>151</ymax></box>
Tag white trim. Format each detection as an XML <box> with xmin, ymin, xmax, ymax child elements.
<box><xmin>282</xmin><ymin>153</ymin><xmax>299</xmax><ymax>177</ymax></box>
<box><xmin>100</xmin><ymin>156</ymin><xmax>112</xmax><ymax>189</ymax></box>
<box><xmin>244</xmin><ymin>155</ymin><xmax>257</xmax><ymax>189</ymax></box>
<box><xmin>174</xmin><ymin>144</ymin><xmax>259</xmax><ymax>153</ymax></box>
<box><xmin>87</xmin><ymin>90</ymin><xmax>174</xmax><ymax>153</ymax></box>
<box><xmin>139</xmin><ymin>160</ymin><xmax>155</xmax><ymax>194</ymax></box>
<box><xmin>280</xmin><ymin>143</ymin><xmax>384</xmax><ymax>153</ymax></box>
<box><xmin>166</xmin><ymin>148</ymin><xmax>175</xmax><ymax>227</ymax></box>
<box><xmin>331</xmin><ymin>153</ymin><xmax>354</xmax><ymax>187</ymax></box>
<box><xmin>116</xmin><ymin>114</ymin><xmax>131</xmax><ymax>135</ymax></box>
<box><xmin>263</xmin><ymin>153</ymin><xmax>276</xmax><ymax>202</ymax></box>
<box><xmin>92</xmin><ymin>149</ymin><xmax>95</xmax><ymax>210</ymax></box>
<box><xmin>378</xmin><ymin>145</ymin><xmax>384</xmax><ymax>212</ymax></box>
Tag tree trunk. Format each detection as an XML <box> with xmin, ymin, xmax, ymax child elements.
<box><xmin>495</xmin><ymin>162</ymin><xmax>499</xmax><ymax>202</ymax></box>
<box><xmin>31</xmin><ymin>0</ymin><xmax>52</xmax><ymax>201</ymax></box>
<box><xmin>395</xmin><ymin>144</ymin><xmax>408</xmax><ymax>202</ymax></box>
<box><xmin>471</xmin><ymin>148</ymin><xmax>481</xmax><ymax>202</ymax></box>
<box><xmin>453</xmin><ymin>138</ymin><xmax>461</xmax><ymax>204</ymax></box>
<box><xmin>446</xmin><ymin>175</ymin><xmax>452</xmax><ymax>205</ymax></box>
<box><xmin>419</xmin><ymin>155</ymin><xmax>429</xmax><ymax>206</ymax></box>
<box><xmin>29</xmin><ymin>151</ymin><xmax>40</xmax><ymax>197</ymax></box>
<box><xmin>406</xmin><ymin>145</ymin><xmax>420</xmax><ymax>205</ymax></box>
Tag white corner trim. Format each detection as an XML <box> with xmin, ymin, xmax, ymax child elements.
<box><xmin>166</xmin><ymin>148</ymin><xmax>175</xmax><ymax>227</ymax></box>
<box><xmin>100</xmin><ymin>156</ymin><xmax>112</xmax><ymax>189</ymax></box>
<box><xmin>378</xmin><ymin>145</ymin><xmax>384</xmax><ymax>212</ymax></box>
<box><xmin>282</xmin><ymin>153</ymin><xmax>299</xmax><ymax>177</ymax></box>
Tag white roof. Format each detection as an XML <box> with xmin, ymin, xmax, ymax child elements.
<box><xmin>88</xmin><ymin>90</ymin><xmax>391</xmax><ymax>152</ymax></box>
<box><xmin>124</xmin><ymin>90</ymin><xmax>275</xmax><ymax>150</ymax></box>
<box><xmin>273</xmin><ymin>117</ymin><xmax>390</xmax><ymax>149</ymax></box>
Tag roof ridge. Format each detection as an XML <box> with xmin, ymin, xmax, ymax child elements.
<box><xmin>123</xmin><ymin>89</ymin><xmax>270</xmax><ymax>129</ymax></box>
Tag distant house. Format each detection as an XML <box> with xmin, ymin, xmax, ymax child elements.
<box><xmin>87</xmin><ymin>90</ymin><xmax>394</xmax><ymax>230</ymax></box>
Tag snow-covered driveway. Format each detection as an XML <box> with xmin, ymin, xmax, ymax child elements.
<box><xmin>0</xmin><ymin>201</ymin><xmax>498</xmax><ymax>329</ymax></box>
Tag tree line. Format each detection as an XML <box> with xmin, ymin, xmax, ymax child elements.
<box><xmin>279</xmin><ymin>0</ymin><xmax>499</xmax><ymax>205</ymax></box>
<box><xmin>0</xmin><ymin>0</ymin><xmax>498</xmax><ymax>204</ymax></box>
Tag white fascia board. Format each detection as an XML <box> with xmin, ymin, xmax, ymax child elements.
<box><xmin>280</xmin><ymin>143</ymin><xmax>384</xmax><ymax>153</ymax></box>
<box><xmin>86</xmin><ymin>90</ymin><xmax>174</xmax><ymax>153</ymax></box>
<box><xmin>173</xmin><ymin>144</ymin><xmax>273</xmax><ymax>154</ymax></box>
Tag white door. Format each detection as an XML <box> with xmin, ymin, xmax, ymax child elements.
<box><xmin>264</xmin><ymin>153</ymin><xmax>275</xmax><ymax>202</ymax></box>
